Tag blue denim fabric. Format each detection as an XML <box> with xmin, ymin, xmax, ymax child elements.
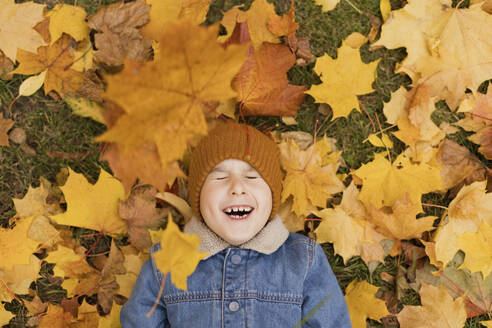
<box><xmin>120</xmin><ymin>232</ymin><xmax>352</xmax><ymax>327</ymax></box>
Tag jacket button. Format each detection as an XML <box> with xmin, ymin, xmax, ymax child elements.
<box><xmin>230</xmin><ymin>254</ymin><xmax>241</xmax><ymax>264</ymax></box>
<box><xmin>228</xmin><ymin>301</ymin><xmax>240</xmax><ymax>312</ymax></box>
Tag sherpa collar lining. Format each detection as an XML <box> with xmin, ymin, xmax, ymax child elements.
<box><xmin>183</xmin><ymin>214</ymin><xmax>289</xmax><ymax>259</ymax></box>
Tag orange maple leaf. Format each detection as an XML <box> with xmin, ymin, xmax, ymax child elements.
<box><xmin>233</xmin><ymin>41</ymin><xmax>305</xmax><ymax>116</ymax></box>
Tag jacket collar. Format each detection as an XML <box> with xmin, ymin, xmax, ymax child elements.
<box><xmin>183</xmin><ymin>214</ymin><xmax>289</xmax><ymax>259</ymax></box>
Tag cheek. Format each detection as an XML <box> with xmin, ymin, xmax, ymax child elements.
<box><xmin>200</xmin><ymin>182</ymin><xmax>223</xmax><ymax>211</ymax></box>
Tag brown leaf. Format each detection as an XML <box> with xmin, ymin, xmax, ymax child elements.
<box><xmin>233</xmin><ymin>42</ymin><xmax>305</xmax><ymax>116</ymax></box>
<box><xmin>34</xmin><ymin>17</ymin><xmax>50</xmax><ymax>44</ymax></box>
<box><xmin>73</xmin><ymin>70</ymin><xmax>104</xmax><ymax>102</ymax></box>
<box><xmin>61</xmin><ymin>297</ymin><xmax>79</xmax><ymax>319</ymax></box>
<box><xmin>437</xmin><ymin>138</ymin><xmax>486</xmax><ymax>191</ymax></box>
<box><xmin>97</xmin><ymin>241</ymin><xmax>125</xmax><ymax>315</ymax></box>
<box><xmin>470</xmin><ymin>125</ymin><xmax>492</xmax><ymax>160</ymax></box>
<box><xmin>88</xmin><ymin>0</ymin><xmax>150</xmax><ymax>33</ymax></box>
<box><xmin>24</xmin><ymin>295</ymin><xmax>48</xmax><ymax>316</ymax></box>
<box><xmin>0</xmin><ymin>50</ymin><xmax>14</xmax><ymax>80</ymax></box>
<box><xmin>119</xmin><ymin>184</ymin><xmax>167</xmax><ymax>250</ymax></box>
<box><xmin>0</xmin><ymin>116</ymin><xmax>14</xmax><ymax>146</ymax></box>
<box><xmin>92</xmin><ymin>27</ymin><xmax>152</xmax><ymax>66</ymax></box>
<box><xmin>88</xmin><ymin>0</ymin><xmax>151</xmax><ymax>66</ymax></box>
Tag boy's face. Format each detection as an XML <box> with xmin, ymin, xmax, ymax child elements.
<box><xmin>199</xmin><ymin>159</ymin><xmax>272</xmax><ymax>246</ymax></box>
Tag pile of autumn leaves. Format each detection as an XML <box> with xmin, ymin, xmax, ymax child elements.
<box><xmin>0</xmin><ymin>0</ymin><xmax>492</xmax><ymax>327</ymax></box>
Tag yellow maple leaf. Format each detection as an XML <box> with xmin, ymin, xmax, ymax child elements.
<box><xmin>0</xmin><ymin>254</ymin><xmax>40</xmax><ymax>295</ymax></box>
<box><xmin>0</xmin><ymin>304</ymin><xmax>14</xmax><ymax>327</ymax></box>
<box><xmin>315</xmin><ymin>207</ymin><xmax>366</xmax><ymax>263</ymax></box>
<box><xmin>397</xmin><ymin>284</ymin><xmax>466</xmax><ymax>328</ymax></box>
<box><xmin>0</xmin><ymin>0</ymin><xmax>46</xmax><ymax>61</ymax></box>
<box><xmin>44</xmin><ymin>245</ymin><xmax>96</xmax><ymax>278</ymax></box>
<box><xmin>433</xmin><ymin>181</ymin><xmax>491</xmax><ymax>268</ymax></box>
<box><xmin>315</xmin><ymin>182</ymin><xmax>386</xmax><ymax>264</ymax></box>
<box><xmin>279</xmin><ymin>137</ymin><xmax>344</xmax><ymax>216</ymax></box>
<box><xmin>345</xmin><ymin>280</ymin><xmax>389</xmax><ymax>328</ymax></box>
<box><xmin>372</xmin><ymin>0</ymin><xmax>448</xmax><ymax>79</ymax></box>
<box><xmin>96</xmin><ymin>21</ymin><xmax>247</xmax><ymax>173</ymax></box>
<box><xmin>306</xmin><ymin>41</ymin><xmax>379</xmax><ymax>119</ymax></box>
<box><xmin>415</xmin><ymin>3</ymin><xmax>492</xmax><ymax>110</ymax></box>
<box><xmin>13</xmin><ymin>177</ymin><xmax>61</xmax><ymax>217</ymax></box>
<box><xmin>367</xmin><ymin>193</ymin><xmax>437</xmax><ymax>240</ymax></box>
<box><xmin>483</xmin><ymin>321</ymin><xmax>492</xmax><ymax>328</ymax></box>
<box><xmin>47</xmin><ymin>4</ymin><xmax>90</xmax><ymax>44</ymax></box>
<box><xmin>314</xmin><ymin>0</ymin><xmax>340</xmax><ymax>12</ymax></box>
<box><xmin>219</xmin><ymin>0</ymin><xmax>280</xmax><ymax>46</ymax></box>
<box><xmin>354</xmin><ymin>153</ymin><xmax>442</xmax><ymax>210</ymax></box>
<box><xmin>0</xmin><ymin>216</ymin><xmax>39</xmax><ymax>271</ymax></box>
<box><xmin>448</xmin><ymin>181</ymin><xmax>492</xmax><ymax>225</ymax></box>
<box><xmin>456</xmin><ymin>222</ymin><xmax>492</xmax><ymax>276</ymax></box>
<box><xmin>98</xmin><ymin>303</ymin><xmax>122</xmax><ymax>328</ymax></box>
<box><xmin>153</xmin><ymin>214</ymin><xmax>208</xmax><ymax>291</ymax></box>
<box><xmin>12</xmin><ymin>34</ymin><xmax>84</xmax><ymax>97</ymax></box>
<box><xmin>50</xmin><ymin>168</ymin><xmax>127</xmax><ymax>235</ymax></box>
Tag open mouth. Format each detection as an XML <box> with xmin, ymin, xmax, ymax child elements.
<box><xmin>223</xmin><ymin>207</ymin><xmax>254</xmax><ymax>220</ymax></box>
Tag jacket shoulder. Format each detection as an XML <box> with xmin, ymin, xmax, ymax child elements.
<box><xmin>284</xmin><ymin>232</ymin><xmax>315</xmax><ymax>247</ymax></box>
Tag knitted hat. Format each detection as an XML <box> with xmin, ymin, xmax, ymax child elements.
<box><xmin>188</xmin><ymin>122</ymin><xmax>283</xmax><ymax>221</ymax></box>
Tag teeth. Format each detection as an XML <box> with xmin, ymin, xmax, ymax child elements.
<box><xmin>224</xmin><ymin>206</ymin><xmax>253</xmax><ymax>214</ymax></box>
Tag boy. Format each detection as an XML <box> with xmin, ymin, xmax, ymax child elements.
<box><xmin>120</xmin><ymin>122</ymin><xmax>352</xmax><ymax>327</ymax></box>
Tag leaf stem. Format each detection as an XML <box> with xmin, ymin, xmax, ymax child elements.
<box><xmin>343</xmin><ymin>0</ymin><xmax>363</xmax><ymax>14</ymax></box>
<box><xmin>421</xmin><ymin>203</ymin><xmax>448</xmax><ymax>210</ymax></box>
<box><xmin>147</xmin><ymin>273</ymin><xmax>167</xmax><ymax>318</ymax></box>
<box><xmin>358</xmin><ymin>100</ymin><xmax>376</xmax><ymax>132</ymax></box>
<box><xmin>84</xmin><ymin>231</ymin><xmax>104</xmax><ymax>258</ymax></box>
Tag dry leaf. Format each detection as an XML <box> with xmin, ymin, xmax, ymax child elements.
<box><xmin>367</xmin><ymin>193</ymin><xmax>436</xmax><ymax>240</ymax></box>
<box><xmin>345</xmin><ymin>280</ymin><xmax>389</xmax><ymax>328</ymax></box>
<box><xmin>95</xmin><ymin>21</ymin><xmax>247</xmax><ymax>176</ymax></box>
<box><xmin>437</xmin><ymin>138</ymin><xmax>486</xmax><ymax>190</ymax></box>
<box><xmin>0</xmin><ymin>217</ymin><xmax>39</xmax><ymax>271</ymax></box>
<box><xmin>153</xmin><ymin>214</ymin><xmax>208</xmax><ymax>291</ymax></box>
<box><xmin>354</xmin><ymin>153</ymin><xmax>442</xmax><ymax>210</ymax></box>
<box><xmin>47</xmin><ymin>4</ymin><xmax>89</xmax><ymax>44</ymax></box>
<box><xmin>0</xmin><ymin>116</ymin><xmax>14</xmax><ymax>146</ymax></box>
<box><xmin>280</xmin><ymin>138</ymin><xmax>344</xmax><ymax>216</ymax></box>
<box><xmin>141</xmin><ymin>0</ymin><xmax>209</xmax><ymax>39</ymax></box>
<box><xmin>232</xmin><ymin>42</ymin><xmax>305</xmax><ymax>116</ymax></box>
<box><xmin>219</xmin><ymin>0</ymin><xmax>281</xmax><ymax>46</ymax></box>
<box><xmin>13</xmin><ymin>34</ymin><xmax>84</xmax><ymax>98</ymax></box>
<box><xmin>397</xmin><ymin>284</ymin><xmax>466</xmax><ymax>328</ymax></box>
<box><xmin>88</xmin><ymin>0</ymin><xmax>151</xmax><ymax>66</ymax></box>
<box><xmin>119</xmin><ymin>184</ymin><xmax>167</xmax><ymax>250</ymax></box>
<box><xmin>306</xmin><ymin>41</ymin><xmax>379</xmax><ymax>119</ymax></box>
<box><xmin>0</xmin><ymin>0</ymin><xmax>46</xmax><ymax>61</ymax></box>
<box><xmin>50</xmin><ymin>168</ymin><xmax>127</xmax><ymax>235</ymax></box>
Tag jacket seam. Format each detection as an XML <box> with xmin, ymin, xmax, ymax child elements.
<box><xmin>164</xmin><ymin>293</ymin><xmax>303</xmax><ymax>305</ymax></box>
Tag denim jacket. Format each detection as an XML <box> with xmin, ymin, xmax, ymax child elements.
<box><xmin>120</xmin><ymin>214</ymin><xmax>352</xmax><ymax>327</ymax></box>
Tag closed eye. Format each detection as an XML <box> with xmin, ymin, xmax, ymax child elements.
<box><xmin>246</xmin><ymin>176</ymin><xmax>258</xmax><ymax>179</ymax></box>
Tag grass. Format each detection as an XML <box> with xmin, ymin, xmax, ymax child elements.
<box><xmin>1</xmin><ymin>0</ymin><xmax>491</xmax><ymax>327</ymax></box>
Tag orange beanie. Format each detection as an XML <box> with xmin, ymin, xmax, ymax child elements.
<box><xmin>188</xmin><ymin>122</ymin><xmax>283</xmax><ymax>221</ymax></box>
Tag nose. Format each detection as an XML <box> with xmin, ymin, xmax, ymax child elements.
<box><xmin>229</xmin><ymin>175</ymin><xmax>246</xmax><ymax>195</ymax></box>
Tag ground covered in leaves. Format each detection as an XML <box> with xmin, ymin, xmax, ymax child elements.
<box><xmin>1</xmin><ymin>0</ymin><xmax>491</xmax><ymax>327</ymax></box>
